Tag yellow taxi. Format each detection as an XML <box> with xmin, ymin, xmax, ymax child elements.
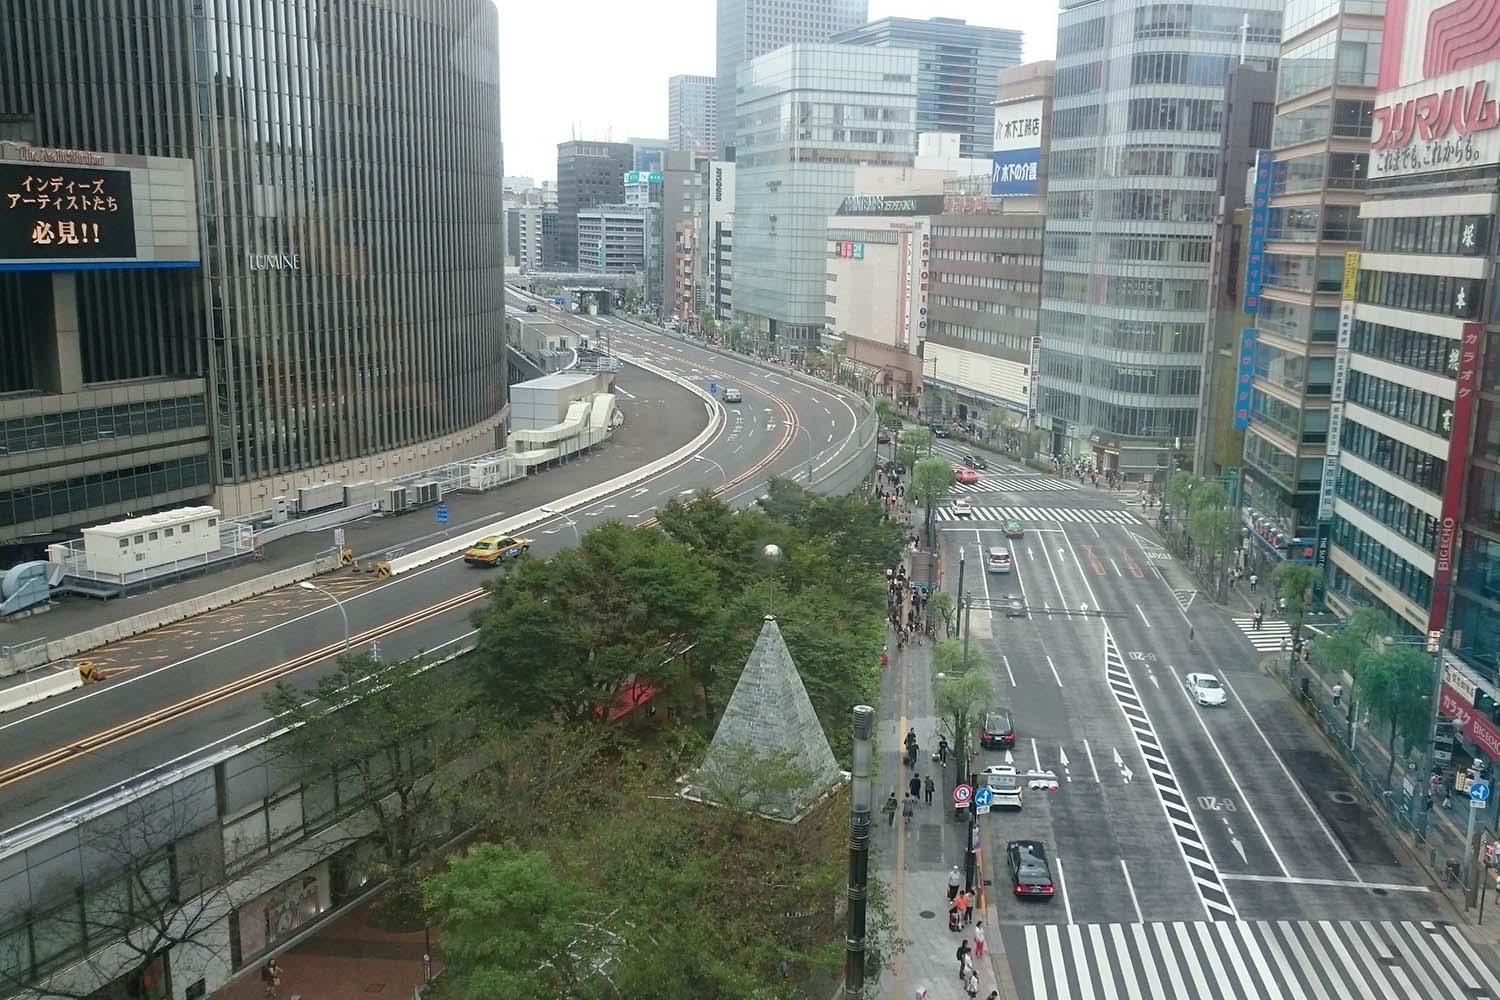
<box><xmin>463</xmin><ymin>534</ymin><xmax>531</xmax><ymax>566</ymax></box>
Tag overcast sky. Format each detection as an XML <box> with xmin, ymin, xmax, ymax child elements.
<box><xmin>498</xmin><ymin>1</ymin><xmax>1060</xmax><ymax>182</ymax></box>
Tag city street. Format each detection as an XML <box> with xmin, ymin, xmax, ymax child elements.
<box><xmin>893</xmin><ymin>477</ymin><xmax>1500</xmax><ymax>999</ymax></box>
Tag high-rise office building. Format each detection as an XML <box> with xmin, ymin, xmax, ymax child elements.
<box><xmin>0</xmin><ymin>0</ymin><xmax>506</xmax><ymax>543</ymax></box>
<box><xmin>556</xmin><ymin>140</ymin><xmax>635</xmax><ymax>269</ymax></box>
<box><xmin>734</xmin><ymin>44</ymin><xmax>917</xmax><ymax>352</ymax></box>
<box><xmin>1037</xmin><ymin>0</ymin><xmax>1280</xmax><ymax>477</ymax></box>
<box><xmin>716</xmin><ymin>0</ymin><xmax>868</xmax><ymax>155</ymax></box>
<box><xmin>1237</xmin><ymin>0</ymin><xmax>1383</xmax><ymax>577</ymax></box>
<box><xmin>629</xmin><ymin>137</ymin><xmax>670</xmax><ymax>173</ymax></box>
<box><xmin>832</xmin><ymin>17</ymin><xmax>1024</xmax><ymax>158</ymax></box>
<box><xmin>698</xmin><ymin>159</ymin><xmax>736</xmax><ymax>320</ymax></box>
<box><xmin>669</xmin><ymin>75</ymin><xmax>719</xmax><ymax>153</ymax></box>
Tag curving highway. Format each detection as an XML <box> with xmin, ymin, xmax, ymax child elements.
<box><xmin>0</xmin><ymin>316</ymin><xmax>873</xmax><ymax>836</ymax></box>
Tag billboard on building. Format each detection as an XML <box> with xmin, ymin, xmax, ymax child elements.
<box><xmin>991</xmin><ymin>99</ymin><xmax>1043</xmax><ymax>196</ymax></box>
<box><xmin>1244</xmin><ymin>150</ymin><xmax>1271</xmax><ymax>313</ymax></box>
<box><xmin>1232</xmin><ymin>328</ymin><xmax>1256</xmax><ymax>430</ymax></box>
<box><xmin>1370</xmin><ymin>0</ymin><xmax>1500</xmax><ymax>179</ymax></box>
<box><xmin>1319</xmin><ymin>251</ymin><xmax>1359</xmax><ymax>522</ymax></box>
<box><xmin>1430</xmin><ymin>322</ymin><xmax>1481</xmax><ymax>631</ymax></box>
<box><xmin>0</xmin><ymin>162</ymin><xmax>136</xmax><ymax>262</ymax></box>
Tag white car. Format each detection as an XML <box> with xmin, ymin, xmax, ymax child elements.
<box><xmin>982</xmin><ymin>766</ymin><xmax>1025</xmax><ymax>809</ymax></box>
<box><xmin>951</xmin><ymin>498</ymin><xmax>973</xmax><ymax>518</ymax></box>
<box><xmin>1185</xmin><ymin>672</ymin><xmax>1227</xmax><ymax>707</ymax></box>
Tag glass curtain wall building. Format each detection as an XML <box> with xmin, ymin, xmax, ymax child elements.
<box><xmin>1240</xmin><ymin>0</ymin><xmax>1384</xmax><ymax>571</ymax></box>
<box><xmin>716</xmin><ymin>0</ymin><xmax>868</xmax><ymax>155</ymax></box>
<box><xmin>1</xmin><ymin>1</ymin><xmax>507</xmax><ymax>520</ymax></box>
<box><xmin>733</xmin><ymin>44</ymin><xmax>918</xmax><ymax>351</ymax></box>
<box><xmin>832</xmin><ymin>16</ymin><xmax>1024</xmax><ymax>158</ymax></box>
<box><xmin>1038</xmin><ymin>0</ymin><xmax>1281</xmax><ymax>476</ymax></box>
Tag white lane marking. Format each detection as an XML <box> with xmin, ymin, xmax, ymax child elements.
<box><xmin>1044</xmin><ymin>925</ymin><xmax>1072</xmax><ymax>1000</ymax></box>
<box><xmin>1120</xmin><ymin>859</ymin><xmax>1144</xmax><ymax>922</ymax></box>
<box><xmin>1217</xmin><ymin>872</ymin><xmax>1423</xmax><ymax>891</ymax></box>
<box><xmin>1110</xmin><ymin>558</ymin><xmax>1122</xmax><ymax>576</ymax></box>
<box><xmin>1135</xmin><ymin>603</ymin><xmax>1152</xmax><ymax>628</ymax></box>
<box><xmin>1130</xmin><ymin>923</ymin><xmax>1167</xmax><ymax>1000</ymax></box>
<box><xmin>1214</xmin><ymin>672</ymin><xmax>1363</xmax><ymax>883</ymax></box>
<box><xmin>1055</xmin><ymin>854</ymin><xmax>1074</xmax><ymax>926</ymax></box>
<box><xmin>822</xmin><ymin>405</ymin><xmax>830</xmax><ymax>414</ymax></box>
<box><xmin>1077</xmin><ymin>925</ymin><xmax>1102</xmax><ymax>1000</ymax></box>
<box><xmin>629</xmin><ymin>487</ymin><xmax>650</xmax><ymax>498</ymax></box>
<box><xmin>1234</xmin><ymin>921</ymin><xmax>1288</xmax><ymax>1000</ymax></box>
<box><xmin>1172</xmin><ymin>922</ymin><xmax>1215</xmax><ymax>1000</ymax></box>
<box><xmin>1151</xmin><ymin>923</ymin><xmax>1191</xmax><ymax>999</ymax></box>
<box><xmin>1039</xmin><ymin>536</ymin><xmax>1071</xmax><ymax>618</ymax></box>
<box><xmin>1170</xmin><ymin>668</ymin><xmax>1290</xmax><ymax>877</ymax></box>
<box><xmin>1046</xmin><ymin>654</ymin><xmax>1063</xmax><ymax>687</ymax></box>
<box><xmin>827</xmin><ymin>432</ymin><xmax>833</xmax><ymax>442</ymax></box>
<box><xmin>1109</xmin><ymin>922</ymin><xmax>1146</xmax><ymax>1000</ymax></box>
<box><xmin>1084</xmin><ymin>739</ymin><xmax>1101</xmax><ymax>783</ymax></box>
<box><xmin>1002</xmin><ymin>654</ymin><xmax>1016</xmax><ymax>686</ymax></box>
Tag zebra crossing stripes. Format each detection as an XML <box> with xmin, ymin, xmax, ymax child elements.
<box><xmin>1104</xmin><ymin>629</ymin><xmax>1236</xmax><ymax>920</ymax></box>
<box><xmin>970</xmin><ymin>474</ymin><xmax>1080</xmax><ymax>492</ymax></box>
<box><xmin>934</xmin><ymin>505</ymin><xmax>1140</xmax><ymax>524</ymax></box>
<box><xmin>1233</xmin><ymin>617</ymin><xmax>1295</xmax><ymax>652</ymax></box>
<box><xmin>1013</xmin><ymin>918</ymin><xmax>1500</xmax><ymax>1000</ymax></box>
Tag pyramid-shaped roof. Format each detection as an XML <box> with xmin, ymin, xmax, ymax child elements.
<box><xmin>686</xmin><ymin>615</ymin><xmax>844</xmax><ymax>819</ymax></box>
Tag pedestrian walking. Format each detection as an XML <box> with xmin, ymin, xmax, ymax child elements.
<box><xmin>938</xmin><ymin>737</ymin><xmax>951</xmax><ymax>765</ymax></box>
<box><xmin>883</xmin><ymin>791</ymin><xmax>898</xmax><ymax>826</ymax></box>
<box><xmin>924</xmin><ymin>774</ymin><xmax>935</xmax><ymax>804</ymax></box>
<box><xmin>955</xmin><ymin>940</ymin><xmax>971</xmax><ymax>979</ymax></box>
<box><xmin>1252</xmin><ymin>611</ymin><xmax>1263</xmax><ymax>631</ymax></box>
<box><xmin>902</xmin><ymin>795</ymin><xmax>914</xmax><ymax>823</ymax></box>
<box><xmin>909</xmin><ymin>774</ymin><xmax>922</xmax><ymax>800</ymax></box>
<box><xmin>955</xmin><ymin>889</ymin><xmax>970</xmax><ymax>926</ymax></box>
<box><xmin>1249</xmin><ymin>573</ymin><xmax>1258</xmax><ymax>591</ymax></box>
<box><xmin>261</xmin><ymin>959</ymin><xmax>283</xmax><ymax>1000</ymax></box>
<box><xmin>965</xmin><ymin>969</ymin><xmax>981</xmax><ymax>998</ymax></box>
<box><xmin>963</xmin><ymin>890</ymin><xmax>976</xmax><ymax>926</ymax></box>
<box><xmin>947</xmin><ymin>865</ymin><xmax>963</xmax><ymax>901</ymax></box>
<box><xmin>1332</xmin><ymin>682</ymin><xmax>1343</xmax><ymax>706</ymax></box>
<box><xmin>974</xmin><ymin>920</ymin><xmax>986</xmax><ymax>958</ymax></box>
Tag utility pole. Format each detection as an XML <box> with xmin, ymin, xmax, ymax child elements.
<box><xmin>962</xmin><ymin>595</ymin><xmax>972</xmax><ymax>670</ymax></box>
<box><xmin>844</xmin><ymin>705</ymin><xmax>875</xmax><ymax>999</ymax></box>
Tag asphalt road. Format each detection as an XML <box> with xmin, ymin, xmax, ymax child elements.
<box><xmin>0</xmin><ymin>318</ymin><xmax>871</xmax><ymax>835</ymax></box>
<box><xmin>915</xmin><ymin>481</ymin><xmax>1500</xmax><ymax>998</ymax></box>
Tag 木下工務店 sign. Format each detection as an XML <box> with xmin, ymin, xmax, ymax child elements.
<box><xmin>0</xmin><ymin>162</ymin><xmax>136</xmax><ymax>262</ymax></box>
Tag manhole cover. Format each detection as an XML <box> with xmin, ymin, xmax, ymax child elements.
<box><xmin>919</xmin><ymin>909</ymin><xmax>937</xmax><ymax>919</ymax></box>
<box><xmin>1328</xmin><ymin>791</ymin><xmax>1357</xmax><ymax>805</ymax></box>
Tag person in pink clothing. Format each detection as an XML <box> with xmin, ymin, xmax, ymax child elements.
<box><xmin>973</xmin><ymin>920</ymin><xmax>986</xmax><ymax>959</ymax></box>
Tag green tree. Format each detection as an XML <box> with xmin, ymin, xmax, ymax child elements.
<box><xmin>933</xmin><ymin>634</ymin><xmax>990</xmax><ymax>676</ymax></box>
<box><xmin>264</xmin><ymin>653</ymin><xmax>477</xmax><ymax>922</ymax></box>
<box><xmin>472</xmin><ymin>522</ymin><xmax>721</xmax><ymax>725</ymax></box>
<box><xmin>1354</xmin><ymin>645</ymin><xmax>1434</xmax><ymax>784</ymax></box>
<box><xmin>425</xmin><ymin>841</ymin><xmax>594</xmax><ymax>1000</ymax></box>
<box><xmin>987</xmin><ymin>407</ymin><xmax>1019</xmax><ymax>449</ymax></box>
<box><xmin>910</xmin><ymin>456</ymin><xmax>955</xmax><ymax>545</ymax></box>
<box><xmin>926</xmin><ymin>589</ymin><xmax>956</xmax><ymax>637</ymax></box>
<box><xmin>1271</xmin><ymin>562</ymin><xmax>1324</xmax><ymax>644</ymax></box>
<box><xmin>697</xmin><ymin>307</ymin><xmax>718</xmax><ymax>342</ymax></box>
<box><xmin>874</xmin><ymin>396</ymin><xmax>900</xmax><ymax>430</ymax></box>
<box><xmin>1309</xmin><ymin>606</ymin><xmax>1392</xmax><ymax>680</ymax></box>
<box><xmin>1187</xmin><ymin>503</ymin><xmax>1240</xmax><ymax>599</ymax></box>
<box><xmin>896</xmin><ymin>426</ymin><xmax>933</xmax><ymax>470</ymax></box>
<box><xmin>934</xmin><ymin>670</ymin><xmax>992</xmax><ymax>771</ymax></box>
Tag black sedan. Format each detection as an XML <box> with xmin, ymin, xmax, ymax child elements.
<box><xmin>1007</xmin><ymin>840</ymin><xmax>1056</xmax><ymax>899</ymax></box>
<box><xmin>980</xmin><ymin>710</ymin><xmax>1015</xmax><ymax>750</ymax></box>
<box><xmin>962</xmin><ymin>453</ymin><xmax>989</xmax><ymax>471</ymax></box>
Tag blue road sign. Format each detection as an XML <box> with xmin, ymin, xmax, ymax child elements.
<box><xmin>973</xmin><ymin>786</ymin><xmax>993</xmax><ymax>809</ymax></box>
<box><xmin>710</xmin><ymin>382</ymin><xmax>718</xmax><ymax>396</ymax></box>
<box><xmin>435</xmin><ymin>503</ymin><xmax>449</xmax><ymax>525</ymax></box>
<box><xmin>1472</xmin><ymin>780</ymin><xmax>1491</xmax><ymax>802</ymax></box>
<box><xmin>554</xmin><ymin>296</ymin><xmax>565</xmax><ymax>306</ymax></box>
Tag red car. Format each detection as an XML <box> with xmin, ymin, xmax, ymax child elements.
<box><xmin>955</xmin><ymin>467</ymin><xmax>981</xmax><ymax>485</ymax></box>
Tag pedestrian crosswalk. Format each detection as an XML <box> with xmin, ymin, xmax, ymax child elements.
<box><xmin>934</xmin><ymin>505</ymin><xmax>1140</xmax><ymax>525</ymax></box>
<box><xmin>968</xmin><ymin>474</ymin><xmax>1080</xmax><ymax>493</ymax></box>
<box><xmin>1233</xmin><ymin>616</ymin><xmax>1295</xmax><ymax>652</ymax></box>
<box><xmin>1012</xmin><ymin>918</ymin><xmax>1500</xmax><ymax>1000</ymax></box>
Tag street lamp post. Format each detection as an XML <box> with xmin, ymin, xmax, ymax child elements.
<box><xmin>298</xmin><ymin>581</ymin><xmax>350</xmax><ymax>653</ymax></box>
<box><xmin>692</xmin><ymin>454</ymin><xmax>728</xmax><ymax>486</ymax></box>
<box><xmin>843</xmin><ymin>704</ymin><xmax>875</xmax><ymax>999</ymax></box>
<box><xmin>540</xmin><ymin>505</ymin><xmax>581</xmax><ymax>546</ymax></box>
<box><xmin>792</xmin><ymin>423</ymin><xmax>815</xmax><ymax>484</ymax></box>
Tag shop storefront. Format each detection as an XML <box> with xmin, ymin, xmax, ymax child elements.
<box><xmin>87</xmin><ymin>954</ymin><xmax>169</xmax><ymax>1000</ymax></box>
<box><xmin>229</xmin><ymin>862</ymin><xmax>331</xmax><ymax>971</ymax></box>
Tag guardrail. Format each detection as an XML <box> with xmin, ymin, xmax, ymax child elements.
<box><xmin>384</xmin><ymin>353</ymin><xmax>723</xmax><ymax>576</ymax></box>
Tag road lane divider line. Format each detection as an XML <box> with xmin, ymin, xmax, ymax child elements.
<box><xmin>0</xmin><ymin>588</ymin><xmax>485</xmax><ymax>790</ymax></box>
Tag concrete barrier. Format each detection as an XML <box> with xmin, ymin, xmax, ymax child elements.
<box><xmin>387</xmin><ymin>354</ymin><xmax>723</xmax><ymax>576</ymax></box>
<box><xmin>1</xmin><ymin>552</ymin><xmax>344</xmax><ymax>677</ymax></box>
<box><xmin>0</xmin><ymin>668</ymin><xmax>83</xmax><ymax>713</ymax></box>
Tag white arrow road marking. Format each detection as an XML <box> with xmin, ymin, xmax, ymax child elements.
<box><xmin>1113</xmin><ymin>746</ymin><xmax>1134</xmax><ymax>784</ymax></box>
<box><xmin>1004</xmin><ymin>749</ymin><xmax>1015</xmax><ymax>766</ymax></box>
<box><xmin>1084</xmin><ymin>740</ymin><xmax>1101</xmax><ymax>783</ymax></box>
<box><xmin>542</xmin><ymin>528</ymin><xmax>559</xmax><ymax>534</ymax></box>
<box><xmin>630</xmin><ymin>487</ymin><xmax>650</xmax><ymax>498</ymax></box>
<box><xmin>1080</xmin><ymin>603</ymin><xmax>1089</xmax><ymax>614</ymax></box>
<box><xmin>1027</xmin><ymin>546</ymin><xmax>1035</xmax><ymax>560</ymax></box>
<box><xmin>1059</xmin><ymin>747</ymin><xmax>1072</xmax><ymax>782</ymax></box>
<box><xmin>602</xmin><ymin>504</ymin><xmax>616</xmax><ymax>509</ymax></box>
<box><xmin>1223</xmin><ymin>818</ymin><xmax>1248</xmax><ymax>864</ymax></box>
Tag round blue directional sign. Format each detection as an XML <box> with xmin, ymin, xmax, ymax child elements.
<box><xmin>1472</xmin><ymin>780</ymin><xmax>1491</xmax><ymax>802</ymax></box>
<box><xmin>973</xmin><ymin>786</ymin><xmax>993</xmax><ymax>808</ymax></box>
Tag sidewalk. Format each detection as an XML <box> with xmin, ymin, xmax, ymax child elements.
<box><xmin>214</xmin><ymin>896</ymin><xmax>440</xmax><ymax>1000</ymax></box>
<box><xmin>872</xmin><ymin>542</ymin><xmax>1018</xmax><ymax>1000</ymax></box>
